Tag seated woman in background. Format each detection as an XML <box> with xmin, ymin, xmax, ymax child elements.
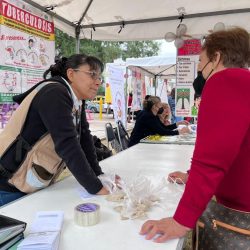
<box><xmin>158</xmin><ymin>102</ymin><xmax>171</xmax><ymax>126</ymax></box>
<box><xmin>128</xmin><ymin>96</ymin><xmax>190</xmax><ymax>147</ymax></box>
<box><xmin>159</xmin><ymin>102</ymin><xmax>190</xmax><ymax>129</ymax></box>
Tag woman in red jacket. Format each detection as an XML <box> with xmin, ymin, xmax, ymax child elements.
<box><xmin>140</xmin><ymin>27</ymin><xmax>250</xmax><ymax>249</ymax></box>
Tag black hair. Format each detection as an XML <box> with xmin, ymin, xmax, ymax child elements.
<box><xmin>145</xmin><ymin>95</ymin><xmax>151</xmax><ymax>100</ymax></box>
<box><xmin>43</xmin><ymin>54</ymin><xmax>104</xmax><ymax>80</ymax></box>
<box><xmin>143</xmin><ymin>96</ymin><xmax>161</xmax><ymax>111</ymax></box>
<box><xmin>28</xmin><ymin>39</ymin><xmax>34</xmax><ymax>43</ymax></box>
<box><xmin>194</xmin><ymin>93</ymin><xmax>201</xmax><ymax>100</ymax></box>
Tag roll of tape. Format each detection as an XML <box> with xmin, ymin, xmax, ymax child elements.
<box><xmin>74</xmin><ymin>203</ymin><xmax>100</xmax><ymax>226</ymax></box>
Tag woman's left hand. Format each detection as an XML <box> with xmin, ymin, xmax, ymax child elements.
<box><xmin>140</xmin><ymin>217</ymin><xmax>190</xmax><ymax>243</ymax></box>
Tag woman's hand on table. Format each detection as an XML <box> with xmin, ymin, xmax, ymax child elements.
<box><xmin>178</xmin><ymin>126</ymin><xmax>190</xmax><ymax>134</ymax></box>
<box><xmin>168</xmin><ymin>171</ymin><xmax>188</xmax><ymax>184</ymax></box>
<box><xmin>97</xmin><ymin>174</ymin><xmax>122</xmax><ymax>193</ymax></box>
<box><xmin>140</xmin><ymin>217</ymin><xmax>190</xmax><ymax>243</ymax></box>
<box><xmin>96</xmin><ymin>186</ymin><xmax>109</xmax><ymax>195</ymax></box>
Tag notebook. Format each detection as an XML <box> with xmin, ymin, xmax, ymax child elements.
<box><xmin>0</xmin><ymin>233</ymin><xmax>24</xmax><ymax>250</ymax></box>
<box><xmin>0</xmin><ymin>214</ymin><xmax>26</xmax><ymax>248</ymax></box>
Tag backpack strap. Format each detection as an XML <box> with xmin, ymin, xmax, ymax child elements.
<box><xmin>15</xmin><ymin>135</ymin><xmax>32</xmax><ymax>164</ymax></box>
<box><xmin>0</xmin><ymin>162</ymin><xmax>12</xmax><ymax>179</ymax></box>
<box><xmin>14</xmin><ymin>81</ymin><xmax>58</xmax><ymax>164</ymax></box>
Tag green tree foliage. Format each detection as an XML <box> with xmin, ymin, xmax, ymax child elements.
<box><xmin>121</xmin><ymin>41</ymin><xmax>160</xmax><ymax>59</ymax></box>
<box><xmin>55</xmin><ymin>29</ymin><xmax>160</xmax><ymax>64</ymax></box>
<box><xmin>55</xmin><ymin>29</ymin><xmax>76</xmax><ymax>58</ymax></box>
<box><xmin>97</xmin><ymin>85</ymin><xmax>105</xmax><ymax>95</ymax></box>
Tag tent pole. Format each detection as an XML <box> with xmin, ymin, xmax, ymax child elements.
<box><xmin>154</xmin><ymin>75</ymin><xmax>157</xmax><ymax>96</ymax></box>
<box><xmin>76</xmin><ymin>38</ymin><xmax>80</xmax><ymax>53</ymax></box>
<box><xmin>75</xmin><ymin>25</ymin><xmax>81</xmax><ymax>53</ymax></box>
<box><xmin>75</xmin><ymin>0</ymin><xmax>94</xmax><ymax>53</ymax></box>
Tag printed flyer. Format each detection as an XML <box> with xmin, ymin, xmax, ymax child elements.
<box><xmin>176</xmin><ymin>39</ymin><xmax>201</xmax><ymax>117</ymax></box>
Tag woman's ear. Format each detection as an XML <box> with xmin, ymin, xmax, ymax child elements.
<box><xmin>212</xmin><ymin>52</ymin><xmax>221</xmax><ymax>69</ymax></box>
<box><xmin>66</xmin><ymin>68</ymin><xmax>74</xmax><ymax>83</ymax></box>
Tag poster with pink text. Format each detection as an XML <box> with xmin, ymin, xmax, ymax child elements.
<box><xmin>0</xmin><ymin>0</ymin><xmax>55</xmax><ymax>102</ymax></box>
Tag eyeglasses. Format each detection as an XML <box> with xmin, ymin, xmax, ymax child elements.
<box><xmin>73</xmin><ymin>69</ymin><xmax>103</xmax><ymax>82</ymax></box>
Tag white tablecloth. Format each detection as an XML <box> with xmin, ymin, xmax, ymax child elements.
<box><xmin>0</xmin><ymin>143</ymin><xmax>194</xmax><ymax>250</ymax></box>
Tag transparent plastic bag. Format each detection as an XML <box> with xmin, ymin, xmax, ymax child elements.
<box><xmin>98</xmin><ymin>173</ymin><xmax>120</xmax><ymax>193</ymax></box>
<box><xmin>105</xmin><ymin>175</ymin><xmax>185</xmax><ymax>220</ymax></box>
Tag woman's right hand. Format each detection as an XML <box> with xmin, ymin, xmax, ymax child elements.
<box><xmin>178</xmin><ymin>126</ymin><xmax>190</xmax><ymax>134</ymax></box>
<box><xmin>168</xmin><ymin>171</ymin><xmax>188</xmax><ymax>184</ymax></box>
<box><xmin>96</xmin><ymin>187</ymin><xmax>110</xmax><ymax>195</ymax></box>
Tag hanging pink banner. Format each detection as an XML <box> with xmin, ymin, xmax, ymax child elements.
<box><xmin>178</xmin><ymin>39</ymin><xmax>201</xmax><ymax>56</ymax></box>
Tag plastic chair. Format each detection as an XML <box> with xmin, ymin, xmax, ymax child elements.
<box><xmin>105</xmin><ymin>123</ymin><xmax>122</xmax><ymax>153</ymax></box>
<box><xmin>116</xmin><ymin>120</ymin><xmax>130</xmax><ymax>150</ymax></box>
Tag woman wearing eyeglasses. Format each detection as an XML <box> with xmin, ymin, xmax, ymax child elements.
<box><xmin>128</xmin><ymin>96</ymin><xmax>190</xmax><ymax>147</ymax></box>
<box><xmin>0</xmin><ymin>54</ymin><xmax>109</xmax><ymax>206</ymax></box>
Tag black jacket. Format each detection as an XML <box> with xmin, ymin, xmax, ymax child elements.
<box><xmin>128</xmin><ymin>110</ymin><xmax>179</xmax><ymax>147</ymax></box>
<box><xmin>0</xmin><ymin>77</ymin><xmax>103</xmax><ymax>194</ymax></box>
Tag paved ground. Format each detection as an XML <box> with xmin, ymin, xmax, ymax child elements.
<box><xmin>88</xmin><ymin>113</ymin><xmax>134</xmax><ymax>140</ymax></box>
<box><xmin>0</xmin><ymin>112</ymin><xmax>135</xmax><ymax>141</ymax></box>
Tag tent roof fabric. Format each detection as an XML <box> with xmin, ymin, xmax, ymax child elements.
<box><xmin>106</xmin><ymin>56</ymin><xmax>176</xmax><ymax>78</ymax></box>
<box><xmin>126</xmin><ymin>56</ymin><xmax>176</xmax><ymax>77</ymax></box>
<box><xmin>26</xmin><ymin>0</ymin><xmax>250</xmax><ymax>41</ymax></box>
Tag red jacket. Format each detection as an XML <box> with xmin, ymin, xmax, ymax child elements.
<box><xmin>174</xmin><ymin>68</ymin><xmax>250</xmax><ymax>228</ymax></box>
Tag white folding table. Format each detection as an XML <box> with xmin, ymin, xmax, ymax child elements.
<box><xmin>0</xmin><ymin>143</ymin><xmax>194</xmax><ymax>250</ymax></box>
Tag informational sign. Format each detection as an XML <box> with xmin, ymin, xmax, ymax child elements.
<box><xmin>131</xmin><ymin>67</ymin><xmax>142</xmax><ymax>111</ymax></box>
<box><xmin>141</xmin><ymin>72</ymin><xmax>146</xmax><ymax>100</ymax></box>
<box><xmin>176</xmin><ymin>60</ymin><xmax>195</xmax><ymax>85</ymax></box>
<box><xmin>145</xmin><ymin>75</ymin><xmax>154</xmax><ymax>96</ymax></box>
<box><xmin>176</xmin><ymin>39</ymin><xmax>201</xmax><ymax>117</ymax></box>
<box><xmin>0</xmin><ymin>0</ymin><xmax>55</xmax><ymax>103</ymax></box>
<box><xmin>176</xmin><ymin>88</ymin><xmax>191</xmax><ymax>116</ymax></box>
<box><xmin>156</xmin><ymin>79</ymin><xmax>168</xmax><ymax>103</ymax></box>
<box><xmin>107</xmin><ymin>65</ymin><xmax>126</xmax><ymax>126</ymax></box>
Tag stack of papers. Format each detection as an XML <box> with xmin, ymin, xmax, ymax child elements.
<box><xmin>17</xmin><ymin>211</ymin><xmax>64</xmax><ymax>250</ymax></box>
<box><xmin>0</xmin><ymin>214</ymin><xmax>26</xmax><ymax>250</ymax></box>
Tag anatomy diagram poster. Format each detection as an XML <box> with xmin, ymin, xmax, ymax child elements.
<box><xmin>0</xmin><ymin>0</ymin><xmax>55</xmax><ymax>102</ymax></box>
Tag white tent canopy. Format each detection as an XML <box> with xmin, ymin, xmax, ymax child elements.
<box><xmin>125</xmin><ymin>56</ymin><xmax>176</xmax><ymax>102</ymax></box>
<box><xmin>25</xmin><ymin>0</ymin><xmax>250</xmax><ymax>41</ymax></box>
<box><xmin>126</xmin><ymin>56</ymin><xmax>176</xmax><ymax>79</ymax></box>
